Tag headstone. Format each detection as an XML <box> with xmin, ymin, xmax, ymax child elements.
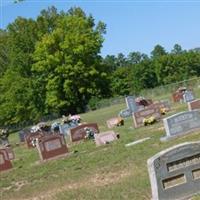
<box><xmin>106</xmin><ymin>117</ymin><xmax>123</xmax><ymax>128</ymax></box>
<box><xmin>18</xmin><ymin>130</ymin><xmax>26</xmax><ymax>142</ymax></box>
<box><xmin>125</xmin><ymin>96</ymin><xmax>138</xmax><ymax>113</ymax></box>
<box><xmin>172</xmin><ymin>91</ymin><xmax>183</xmax><ymax>103</ymax></box>
<box><xmin>25</xmin><ymin>131</ymin><xmax>44</xmax><ymax>148</ymax></box>
<box><xmin>147</xmin><ymin>142</ymin><xmax>200</xmax><ymax>200</ymax></box>
<box><xmin>132</xmin><ymin>107</ymin><xmax>161</xmax><ymax>128</ymax></box>
<box><xmin>5</xmin><ymin>147</ymin><xmax>15</xmax><ymax>160</ymax></box>
<box><xmin>59</xmin><ymin>122</ymin><xmax>78</xmax><ymax>136</ymax></box>
<box><xmin>188</xmin><ymin>99</ymin><xmax>200</xmax><ymax>111</ymax></box>
<box><xmin>151</xmin><ymin>101</ymin><xmax>171</xmax><ymax>112</ymax></box>
<box><xmin>0</xmin><ymin>148</ymin><xmax>12</xmax><ymax>172</ymax></box>
<box><xmin>183</xmin><ymin>90</ymin><xmax>194</xmax><ymax>102</ymax></box>
<box><xmin>18</xmin><ymin>128</ymin><xmax>30</xmax><ymax>142</ymax></box>
<box><xmin>94</xmin><ymin>131</ymin><xmax>118</xmax><ymax>146</ymax></box>
<box><xmin>36</xmin><ymin>134</ymin><xmax>68</xmax><ymax>161</ymax></box>
<box><xmin>119</xmin><ymin>108</ymin><xmax>132</xmax><ymax>118</ymax></box>
<box><xmin>70</xmin><ymin>123</ymin><xmax>99</xmax><ymax>142</ymax></box>
<box><xmin>161</xmin><ymin>110</ymin><xmax>200</xmax><ymax>141</ymax></box>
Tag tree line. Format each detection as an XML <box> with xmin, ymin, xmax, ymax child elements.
<box><xmin>1</xmin><ymin>6</ymin><xmax>200</xmax><ymax>127</ymax></box>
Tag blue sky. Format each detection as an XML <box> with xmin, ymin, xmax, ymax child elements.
<box><xmin>1</xmin><ymin>0</ymin><xmax>200</xmax><ymax>57</ymax></box>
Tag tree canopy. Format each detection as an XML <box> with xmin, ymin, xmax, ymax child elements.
<box><xmin>1</xmin><ymin>6</ymin><xmax>200</xmax><ymax>127</ymax></box>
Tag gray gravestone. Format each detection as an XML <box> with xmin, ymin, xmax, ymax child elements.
<box><xmin>147</xmin><ymin>142</ymin><xmax>200</xmax><ymax>200</ymax></box>
<box><xmin>125</xmin><ymin>96</ymin><xmax>138</xmax><ymax>113</ymax></box>
<box><xmin>183</xmin><ymin>90</ymin><xmax>194</xmax><ymax>103</ymax></box>
<box><xmin>161</xmin><ymin>110</ymin><xmax>200</xmax><ymax>141</ymax></box>
<box><xmin>119</xmin><ymin>108</ymin><xmax>132</xmax><ymax>118</ymax></box>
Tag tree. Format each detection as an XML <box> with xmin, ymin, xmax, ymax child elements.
<box><xmin>33</xmin><ymin>7</ymin><xmax>107</xmax><ymax>114</ymax></box>
<box><xmin>128</xmin><ymin>51</ymin><xmax>148</xmax><ymax>64</ymax></box>
<box><xmin>111</xmin><ymin>66</ymin><xmax>131</xmax><ymax>96</ymax></box>
<box><xmin>116</xmin><ymin>53</ymin><xmax>127</xmax><ymax>67</ymax></box>
<box><xmin>151</xmin><ymin>44</ymin><xmax>167</xmax><ymax>58</ymax></box>
<box><xmin>0</xmin><ymin>30</ymin><xmax>9</xmax><ymax>77</ymax></box>
<box><xmin>171</xmin><ymin>44</ymin><xmax>184</xmax><ymax>54</ymax></box>
<box><xmin>130</xmin><ymin>59</ymin><xmax>158</xmax><ymax>93</ymax></box>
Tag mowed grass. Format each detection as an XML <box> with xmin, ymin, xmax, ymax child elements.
<box><xmin>1</xmin><ymin>102</ymin><xmax>200</xmax><ymax>200</ymax></box>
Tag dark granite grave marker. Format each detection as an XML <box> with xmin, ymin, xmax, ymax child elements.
<box><xmin>161</xmin><ymin>110</ymin><xmax>200</xmax><ymax>141</ymax></box>
<box><xmin>70</xmin><ymin>123</ymin><xmax>99</xmax><ymax>142</ymax></box>
<box><xmin>0</xmin><ymin>148</ymin><xmax>12</xmax><ymax>172</ymax></box>
<box><xmin>148</xmin><ymin>142</ymin><xmax>200</xmax><ymax>200</ymax></box>
<box><xmin>132</xmin><ymin>107</ymin><xmax>161</xmax><ymax>128</ymax></box>
<box><xmin>36</xmin><ymin>134</ymin><xmax>68</xmax><ymax>161</ymax></box>
<box><xmin>25</xmin><ymin>131</ymin><xmax>44</xmax><ymax>148</ymax></box>
<box><xmin>188</xmin><ymin>99</ymin><xmax>200</xmax><ymax>111</ymax></box>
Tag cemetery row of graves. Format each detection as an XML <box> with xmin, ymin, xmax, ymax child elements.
<box><xmin>1</xmin><ymin>87</ymin><xmax>200</xmax><ymax>199</ymax></box>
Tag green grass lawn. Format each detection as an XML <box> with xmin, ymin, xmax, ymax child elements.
<box><xmin>1</xmin><ymin>101</ymin><xmax>200</xmax><ymax>200</ymax></box>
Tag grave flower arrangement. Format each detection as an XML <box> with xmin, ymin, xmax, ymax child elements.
<box><xmin>143</xmin><ymin>116</ymin><xmax>156</xmax><ymax>126</ymax></box>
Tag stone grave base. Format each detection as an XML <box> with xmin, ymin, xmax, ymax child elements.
<box><xmin>160</xmin><ymin>129</ymin><xmax>200</xmax><ymax>142</ymax></box>
<box><xmin>39</xmin><ymin>153</ymin><xmax>69</xmax><ymax>162</ymax></box>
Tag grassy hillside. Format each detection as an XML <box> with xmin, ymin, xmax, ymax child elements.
<box><xmin>1</xmin><ymin>100</ymin><xmax>200</xmax><ymax>200</ymax></box>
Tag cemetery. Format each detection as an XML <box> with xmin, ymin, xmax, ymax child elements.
<box><xmin>1</xmin><ymin>86</ymin><xmax>200</xmax><ymax>200</ymax></box>
<box><xmin>2</xmin><ymin>2</ymin><xmax>200</xmax><ymax>200</ymax></box>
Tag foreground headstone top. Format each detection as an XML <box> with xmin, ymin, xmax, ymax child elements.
<box><xmin>147</xmin><ymin>142</ymin><xmax>200</xmax><ymax>200</ymax></box>
<box><xmin>161</xmin><ymin>110</ymin><xmax>200</xmax><ymax>141</ymax></box>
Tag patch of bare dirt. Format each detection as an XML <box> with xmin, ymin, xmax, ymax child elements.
<box><xmin>9</xmin><ymin>169</ymin><xmax>132</xmax><ymax>200</ymax></box>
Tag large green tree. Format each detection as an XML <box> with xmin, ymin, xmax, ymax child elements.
<box><xmin>33</xmin><ymin>7</ymin><xmax>108</xmax><ymax>114</ymax></box>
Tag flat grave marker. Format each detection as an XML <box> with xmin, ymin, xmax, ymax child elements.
<box><xmin>36</xmin><ymin>134</ymin><xmax>68</xmax><ymax>161</ymax></box>
<box><xmin>188</xmin><ymin>99</ymin><xmax>200</xmax><ymax>111</ymax></box>
<box><xmin>0</xmin><ymin>148</ymin><xmax>12</xmax><ymax>172</ymax></box>
<box><xmin>132</xmin><ymin>107</ymin><xmax>161</xmax><ymax>128</ymax></box>
<box><xmin>148</xmin><ymin>142</ymin><xmax>200</xmax><ymax>200</ymax></box>
<box><xmin>70</xmin><ymin>123</ymin><xmax>99</xmax><ymax>142</ymax></box>
<box><xmin>94</xmin><ymin>131</ymin><xmax>118</xmax><ymax>146</ymax></box>
<box><xmin>161</xmin><ymin>110</ymin><xmax>200</xmax><ymax>141</ymax></box>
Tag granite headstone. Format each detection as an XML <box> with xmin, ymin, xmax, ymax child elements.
<box><xmin>0</xmin><ymin>148</ymin><xmax>12</xmax><ymax>172</ymax></box>
<box><xmin>125</xmin><ymin>96</ymin><xmax>138</xmax><ymax>113</ymax></box>
<box><xmin>188</xmin><ymin>99</ymin><xmax>200</xmax><ymax>111</ymax></box>
<box><xmin>148</xmin><ymin>142</ymin><xmax>200</xmax><ymax>200</ymax></box>
<box><xmin>36</xmin><ymin>134</ymin><xmax>68</xmax><ymax>161</ymax></box>
<box><xmin>70</xmin><ymin>123</ymin><xmax>99</xmax><ymax>142</ymax></box>
<box><xmin>183</xmin><ymin>90</ymin><xmax>194</xmax><ymax>103</ymax></box>
<box><xmin>132</xmin><ymin>107</ymin><xmax>161</xmax><ymax>128</ymax></box>
<box><xmin>161</xmin><ymin>110</ymin><xmax>200</xmax><ymax>141</ymax></box>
